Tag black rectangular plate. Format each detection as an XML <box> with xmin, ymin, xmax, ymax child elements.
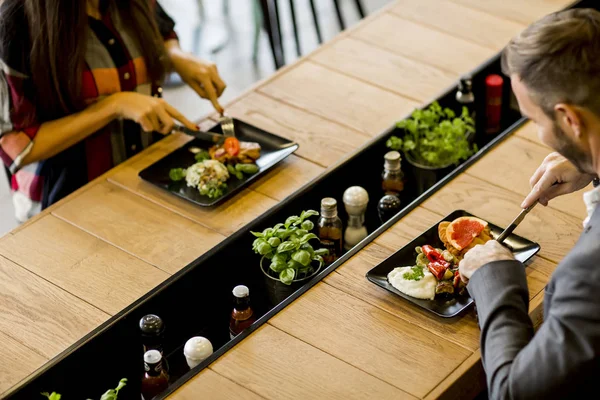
<box><xmin>366</xmin><ymin>210</ymin><xmax>541</xmax><ymax>318</ymax></box>
<box><xmin>139</xmin><ymin>118</ymin><xmax>298</xmax><ymax>207</ymax></box>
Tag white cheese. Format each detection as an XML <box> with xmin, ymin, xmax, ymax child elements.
<box><xmin>387</xmin><ymin>266</ymin><xmax>436</xmax><ymax>300</ymax></box>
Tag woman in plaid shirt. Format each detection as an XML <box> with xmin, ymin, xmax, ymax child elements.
<box><xmin>0</xmin><ymin>0</ymin><xmax>227</xmax><ymax>221</ymax></box>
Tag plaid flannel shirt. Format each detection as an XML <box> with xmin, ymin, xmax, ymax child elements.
<box><xmin>0</xmin><ymin>0</ymin><xmax>178</xmax><ymax>222</ymax></box>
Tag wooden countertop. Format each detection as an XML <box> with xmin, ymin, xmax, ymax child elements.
<box><xmin>0</xmin><ymin>0</ymin><xmax>580</xmax><ymax>398</ymax></box>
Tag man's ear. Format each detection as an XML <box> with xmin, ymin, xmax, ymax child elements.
<box><xmin>554</xmin><ymin>103</ymin><xmax>583</xmax><ymax>137</ymax></box>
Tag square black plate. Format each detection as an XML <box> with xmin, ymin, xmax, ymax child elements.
<box><xmin>139</xmin><ymin>118</ymin><xmax>298</xmax><ymax>207</ymax></box>
<box><xmin>366</xmin><ymin>210</ymin><xmax>541</xmax><ymax>318</ymax></box>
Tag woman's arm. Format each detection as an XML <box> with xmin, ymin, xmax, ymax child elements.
<box><xmin>12</xmin><ymin>92</ymin><xmax>198</xmax><ymax>167</ymax></box>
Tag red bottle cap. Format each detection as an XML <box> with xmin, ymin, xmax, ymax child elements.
<box><xmin>486</xmin><ymin>74</ymin><xmax>504</xmax><ymax>98</ymax></box>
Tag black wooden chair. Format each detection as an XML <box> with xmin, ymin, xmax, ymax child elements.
<box><xmin>256</xmin><ymin>0</ymin><xmax>366</xmax><ymax>69</ymax></box>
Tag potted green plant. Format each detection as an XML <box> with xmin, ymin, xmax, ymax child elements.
<box><xmin>386</xmin><ymin>101</ymin><xmax>477</xmax><ymax>194</ymax></box>
<box><xmin>251</xmin><ymin>210</ymin><xmax>328</xmax><ymax>304</ymax></box>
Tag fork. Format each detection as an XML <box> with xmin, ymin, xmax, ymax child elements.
<box><xmin>219</xmin><ymin>115</ymin><xmax>236</xmax><ymax>138</ymax></box>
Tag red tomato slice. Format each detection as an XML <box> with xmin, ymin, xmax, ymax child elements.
<box><xmin>224</xmin><ymin>137</ymin><xmax>240</xmax><ymax>156</ymax></box>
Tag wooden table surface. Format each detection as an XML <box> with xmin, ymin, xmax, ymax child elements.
<box><xmin>0</xmin><ymin>0</ymin><xmax>581</xmax><ymax>398</ymax></box>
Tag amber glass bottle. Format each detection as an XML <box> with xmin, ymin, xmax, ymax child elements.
<box><xmin>382</xmin><ymin>151</ymin><xmax>404</xmax><ymax>195</ymax></box>
<box><xmin>229</xmin><ymin>285</ymin><xmax>256</xmax><ymax>339</ymax></box>
<box><xmin>317</xmin><ymin>197</ymin><xmax>343</xmax><ymax>265</ymax></box>
<box><xmin>141</xmin><ymin>350</ymin><xmax>169</xmax><ymax>400</ymax></box>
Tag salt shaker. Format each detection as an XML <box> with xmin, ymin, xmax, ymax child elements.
<box><xmin>342</xmin><ymin>186</ymin><xmax>369</xmax><ymax>250</ymax></box>
<box><xmin>183</xmin><ymin>336</ymin><xmax>213</xmax><ymax>369</ymax></box>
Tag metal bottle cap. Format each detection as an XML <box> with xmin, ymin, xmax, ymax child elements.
<box><xmin>384</xmin><ymin>151</ymin><xmax>401</xmax><ymax>171</ymax></box>
<box><xmin>320</xmin><ymin>197</ymin><xmax>338</xmax><ymax>218</ymax></box>
<box><xmin>233</xmin><ymin>285</ymin><xmax>249</xmax><ymax>298</ymax></box>
<box><xmin>139</xmin><ymin>314</ymin><xmax>164</xmax><ymax>335</ymax></box>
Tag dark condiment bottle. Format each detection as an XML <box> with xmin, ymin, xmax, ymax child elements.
<box><xmin>229</xmin><ymin>285</ymin><xmax>256</xmax><ymax>339</ymax></box>
<box><xmin>456</xmin><ymin>75</ymin><xmax>476</xmax><ymax>122</ymax></box>
<box><xmin>317</xmin><ymin>197</ymin><xmax>343</xmax><ymax>265</ymax></box>
<box><xmin>141</xmin><ymin>349</ymin><xmax>169</xmax><ymax>400</ymax></box>
<box><xmin>139</xmin><ymin>314</ymin><xmax>168</xmax><ymax>373</ymax></box>
<box><xmin>485</xmin><ymin>74</ymin><xmax>504</xmax><ymax>134</ymax></box>
<box><xmin>382</xmin><ymin>151</ymin><xmax>404</xmax><ymax>195</ymax></box>
<box><xmin>377</xmin><ymin>194</ymin><xmax>402</xmax><ymax>224</ymax></box>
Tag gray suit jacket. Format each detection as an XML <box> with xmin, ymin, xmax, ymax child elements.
<box><xmin>468</xmin><ymin>206</ymin><xmax>600</xmax><ymax>399</ymax></box>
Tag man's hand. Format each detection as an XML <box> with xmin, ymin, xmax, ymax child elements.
<box><xmin>166</xmin><ymin>41</ymin><xmax>227</xmax><ymax>114</ymax></box>
<box><xmin>522</xmin><ymin>152</ymin><xmax>594</xmax><ymax>208</ymax></box>
<box><xmin>459</xmin><ymin>241</ymin><xmax>515</xmax><ymax>282</ymax></box>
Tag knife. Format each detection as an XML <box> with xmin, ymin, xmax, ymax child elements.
<box><xmin>496</xmin><ymin>200</ymin><xmax>538</xmax><ymax>244</ymax></box>
<box><xmin>174</xmin><ymin>125</ymin><xmax>225</xmax><ymax>145</ymax></box>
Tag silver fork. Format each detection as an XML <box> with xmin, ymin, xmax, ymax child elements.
<box><xmin>219</xmin><ymin>115</ymin><xmax>236</xmax><ymax>138</ymax></box>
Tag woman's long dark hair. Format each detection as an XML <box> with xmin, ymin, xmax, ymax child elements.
<box><xmin>0</xmin><ymin>0</ymin><xmax>169</xmax><ymax>121</ymax></box>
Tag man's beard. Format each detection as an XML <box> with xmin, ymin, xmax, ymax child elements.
<box><xmin>553</xmin><ymin>121</ymin><xmax>595</xmax><ymax>174</ymax></box>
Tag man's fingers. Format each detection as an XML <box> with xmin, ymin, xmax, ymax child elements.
<box><xmin>522</xmin><ymin>170</ymin><xmax>558</xmax><ymax>208</ymax></box>
<box><xmin>529</xmin><ymin>163</ymin><xmax>547</xmax><ymax>188</ymax></box>
<box><xmin>164</xmin><ymin>103</ymin><xmax>197</xmax><ymax>131</ymax></box>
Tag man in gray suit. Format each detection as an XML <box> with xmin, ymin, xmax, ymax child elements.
<box><xmin>459</xmin><ymin>8</ymin><xmax>600</xmax><ymax>399</ymax></box>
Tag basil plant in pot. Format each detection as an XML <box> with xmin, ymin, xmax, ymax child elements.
<box><xmin>386</xmin><ymin>101</ymin><xmax>477</xmax><ymax>194</ymax></box>
<box><xmin>251</xmin><ymin>210</ymin><xmax>328</xmax><ymax>304</ymax></box>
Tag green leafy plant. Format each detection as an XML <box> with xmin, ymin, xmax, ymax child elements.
<box><xmin>41</xmin><ymin>378</ymin><xmax>127</xmax><ymax>400</ymax></box>
<box><xmin>251</xmin><ymin>210</ymin><xmax>328</xmax><ymax>285</ymax></box>
<box><xmin>386</xmin><ymin>101</ymin><xmax>477</xmax><ymax>168</ymax></box>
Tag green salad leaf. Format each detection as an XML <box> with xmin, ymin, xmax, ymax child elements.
<box><xmin>403</xmin><ymin>266</ymin><xmax>425</xmax><ymax>281</ymax></box>
<box><xmin>194</xmin><ymin>150</ymin><xmax>211</xmax><ymax>162</ymax></box>
<box><xmin>169</xmin><ymin>168</ymin><xmax>186</xmax><ymax>181</ymax></box>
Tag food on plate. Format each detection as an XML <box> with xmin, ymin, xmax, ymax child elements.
<box><xmin>209</xmin><ymin>139</ymin><xmax>261</xmax><ymax>164</ymax></box>
<box><xmin>438</xmin><ymin>216</ymin><xmax>492</xmax><ymax>260</ymax></box>
<box><xmin>169</xmin><ymin>140</ymin><xmax>261</xmax><ymax>199</ymax></box>
<box><xmin>387</xmin><ymin>266</ymin><xmax>437</xmax><ymax>300</ymax></box>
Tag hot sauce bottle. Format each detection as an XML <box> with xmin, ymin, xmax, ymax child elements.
<box><xmin>141</xmin><ymin>349</ymin><xmax>169</xmax><ymax>400</ymax></box>
<box><xmin>485</xmin><ymin>74</ymin><xmax>504</xmax><ymax>134</ymax></box>
<box><xmin>317</xmin><ymin>197</ymin><xmax>343</xmax><ymax>265</ymax></box>
<box><xmin>229</xmin><ymin>285</ymin><xmax>256</xmax><ymax>339</ymax></box>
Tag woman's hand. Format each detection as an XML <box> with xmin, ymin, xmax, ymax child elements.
<box><xmin>521</xmin><ymin>152</ymin><xmax>595</xmax><ymax>208</ymax></box>
<box><xmin>166</xmin><ymin>41</ymin><xmax>227</xmax><ymax>114</ymax></box>
<box><xmin>111</xmin><ymin>92</ymin><xmax>198</xmax><ymax>134</ymax></box>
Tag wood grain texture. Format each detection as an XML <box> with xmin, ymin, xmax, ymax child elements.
<box><xmin>108</xmin><ymin>140</ymin><xmax>279</xmax><ymax>236</ymax></box>
<box><xmin>168</xmin><ymin>369</ymin><xmax>265</xmax><ymax>400</ymax></box>
<box><xmin>466</xmin><ymin>135</ymin><xmax>589</xmax><ymax>220</ymax></box>
<box><xmin>52</xmin><ymin>181</ymin><xmax>225</xmax><ymax>274</ymax></box>
<box><xmin>311</xmin><ymin>37</ymin><xmax>457</xmax><ymax>102</ymax></box>
<box><xmin>389</xmin><ymin>0</ymin><xmax>526</xmax><ymax>51</ymax></box>
<box><xmin>352</xmin><ymin>13</ymin><xmax>495</xmax><ymax>75</ymax></box>
<box><xmin>248</xmin><ymin>154</ymin><xmax>324</xmax><ymax>201</ymax></box>
<box><xmin>0</xmin><ymin>331</ymin><xmax>47</xmax><ymax>397</ymax></box>
<box><xmin>421</xmin><ymin>174</ymin><xmax>582</xmax><ymax>263</ymax></box>
<box><xmin>514</xmin><ymin>121</ymin><xmax>549</xmax><ymax>148</ymax></box>
<box><xmin>0</xmin><ymin>255</ymin><xmax>109</xmax><ymax>359</ymax></box>
<box><xmin>270</xmin><ymin>282</ymin><xmax>471</xmax><ymax>398</ymax></box>
<box><xmin>449</xmin><ymin>0</ymin><xmax>575</xmax><ymax>25</ymax></box>
<box><xmin>375</xmin><ymin>207</ymin><xmax>444</xmax><ymax>251</ymax></box>
<box><xmin>210</xmin><ymin>324</ymin><xmax>413</xmax><ymax>400</ymax></box>
<box><xmin>223</xmin><ymin>92</ymin><xmax>369</xmax><ymax>167</ymax></box>
<box><xmin>423</xmin><ymin>350</ymin><xmax>485</xmax><ymax>400</ymax></box>
<box><xmin>259</xmin><ymin>61</ymin><xmax>418</xmax><ymax>136</ymax></box>
<box><xmin>0</xmin><ymin>215</ymin><xmax>169</xmax><ymax>315</ymax></box>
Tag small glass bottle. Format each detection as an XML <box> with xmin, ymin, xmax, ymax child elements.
<box><xmin>377</xmin><ymin>194</ymin><xmax>402</xmax><ymax>224</ymax></box>
<box><xmin>141</xmin><ymin>349</ymin><xmax>169</xmax><ymax>400</ymax></box>
<box><xmin>317</xmin><ymin>197</ymin><xmax>343</xmax><ymax>265</ymax></box>
<box><xmin>229</xmin><ymin>285</ymin><xmax>256</xmax><ymax>339</ymax></box>
<box><xmin>343</xmin><ymin>186</ymin><xmax>369</xmax><ymax>251</ymax></box>
<box><xmin>382</xmin><ymin>151</ymin><xmax>404</xmax><ymax>195</ymax></box>
<box><xmin>139</xmin><ymin>314</ymin><xmax>168</xmax><ymax>373</ymax></box>
<box><xmin>456</xmin><ymin>75</ymin><xmax>475</xmax><ymax>122</ymax></box>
